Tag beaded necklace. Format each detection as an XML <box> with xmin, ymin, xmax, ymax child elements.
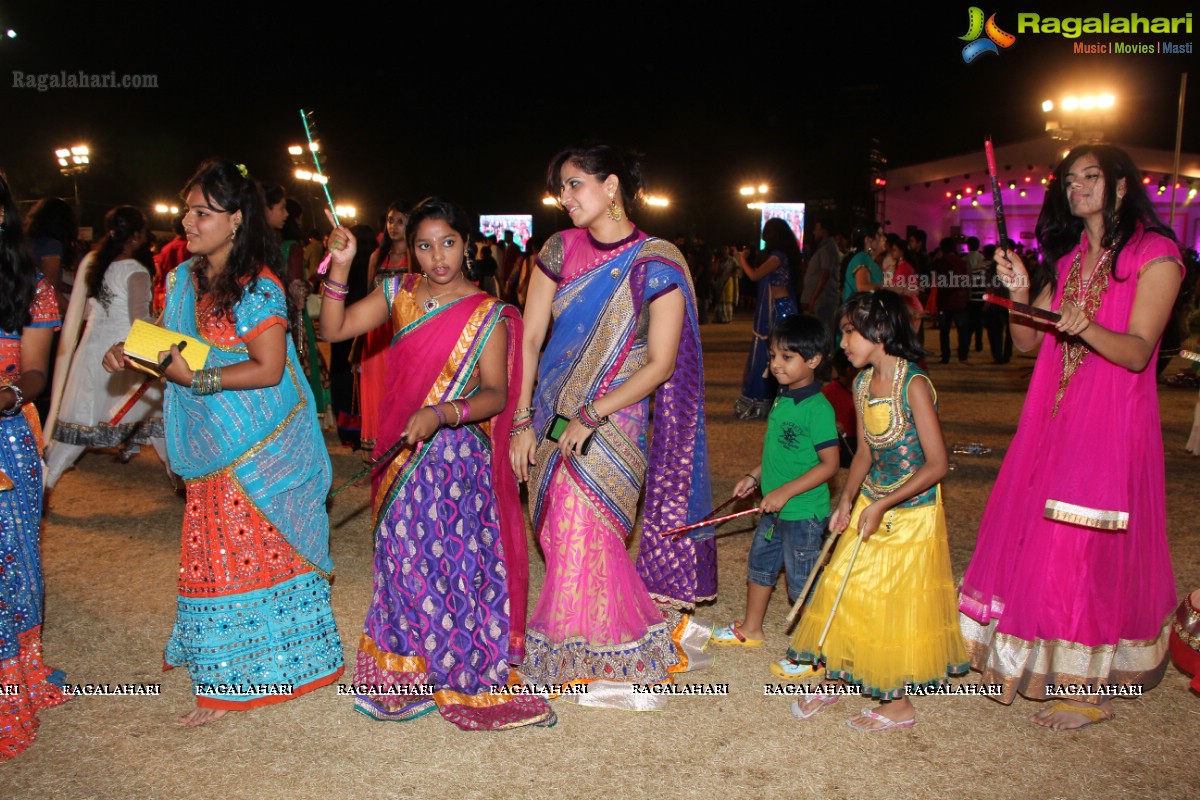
<box><xmin>1053</xmin><ymin>242</ymin><xmax>1114</xmax><ymax>415</ymax></box>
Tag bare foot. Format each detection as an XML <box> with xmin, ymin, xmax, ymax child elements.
<box><xmin>847</xmin><ymin>699</ymin><xmax>916</xmax><ymax>731</ymax></box>
<box><xmin>1030</xmin><ymin>700</ymin><xmax>1114</xmax><ymax>730</ymax></box>
<box><xmin>177</xmin><ymin>706</ymin><xmax>229</xmax><ymax>727</ymax></box>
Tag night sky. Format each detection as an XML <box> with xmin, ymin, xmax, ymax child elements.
<box><xmin>1</xmin><ymin>1</ymin><xmax>1196</xmax><ymax>243</ymax></box>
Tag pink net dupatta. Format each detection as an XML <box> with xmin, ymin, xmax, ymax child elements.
<box><xmin>374</xmin><ymin>290</ymin><xmax>529</xmax><ymax>663</ymax></box>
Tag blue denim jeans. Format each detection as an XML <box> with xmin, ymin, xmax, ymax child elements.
<box><xmin>746</xmin><ymin>514</ymin><xmax>827</xmax><ymax>603</ymax></box>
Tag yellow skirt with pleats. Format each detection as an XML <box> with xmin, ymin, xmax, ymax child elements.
<box><xmin>787</xmin><ymin>491</ymin><xmax>968</xmax><ymax>699</ymax></box>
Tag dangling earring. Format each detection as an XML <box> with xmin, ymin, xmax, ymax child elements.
<box><xmin>607</xmin><ymin>195</ymin><xmax>622</xmax><ymax>222</ymax></box>
<box><xmin>230</xmin><ymin>225</ymin><xmax>239</xmax><ymax>241</ymax></box>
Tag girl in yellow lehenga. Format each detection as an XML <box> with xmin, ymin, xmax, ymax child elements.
<box><xmin>784</xmin><ymin>291</ymin><xmax>967</xmax><ymax>731</ymax></box>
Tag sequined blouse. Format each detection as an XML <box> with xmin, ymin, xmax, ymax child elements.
<box><xmin>1</xmin><ymin>275</ymin><xmax>61</xmax><ymax>380</ymax></box>
<box><xmin>855</xmin><ymin>358</ymin><xmax>938</xmax><ymax>508</ymax></box>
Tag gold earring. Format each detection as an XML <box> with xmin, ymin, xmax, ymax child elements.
<box><xmin>230</xmin><ymin>225</ymin><xmax>239</xmax><ymax>240</ymax></box>
<box><xmin>607</xmin><ymin>196</ymin><xmax>622</xmax><ymax>222</ymax></box>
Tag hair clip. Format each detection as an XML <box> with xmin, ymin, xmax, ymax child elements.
<box><xmin>235</xmin><ymin>163</ymin><xmax>249</xmax><ymax>178</ymax></box>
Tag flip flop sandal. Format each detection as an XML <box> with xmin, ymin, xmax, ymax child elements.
<box><xmin>710</xmin><ymin>621</ymin><xmax>764</xmax><ymax>647</ymax></box>
<box><xmin>790</xmin><ymin>694</ymin><xmax>840</xmax><ymax>720</ymax></box>
<box><xmin>1032</xmin><ymin>700</ymin><xmax>1114</xmax><ymax>730</ymax></box>
<box><xmin>847</xmin><ymin>709</ymin><xmax>916</xmax><ymax>732</ymax></box>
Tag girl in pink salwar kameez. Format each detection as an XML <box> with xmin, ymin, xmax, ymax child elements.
<box><xmin>958</xmin><ymin>144</ymin><xmax>1183</xmax><ymax>731</ymax></box>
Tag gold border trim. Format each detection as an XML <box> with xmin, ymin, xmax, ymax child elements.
<box><xmin>1044</xmin><ymin>499</ymin><xmax>1128</xmax><ymax>531</ymax></box>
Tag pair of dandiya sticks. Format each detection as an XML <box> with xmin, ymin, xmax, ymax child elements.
<box><xmin>980</xmin><ymin>135</ymin><xmax>1066</xmax><ymax>326</ymax></box>
<box><xmin>654</xmin><ymin>138</ymin><xmax>1059</xmax><ymax>645</ymax></box>
<box><xmin>663</xmin><ymin>496</ymin><xmax>850</xmax><ymax>646</ymax></box>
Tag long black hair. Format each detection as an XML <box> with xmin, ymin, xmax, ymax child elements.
<box><xmin>181</xmin><ymin>159</ymin><xmax>282</xmax><ymax>321</ymax></box>
<box><xmin>283</xmin><ymin>198</ymin><xmax>304</xmax><ymax>243</ymax></box>
<box><xmin>546</xmin><ymin>144</ymin><xmax>646</xmax><ymax>216</ymax></box>
<box><xmin>346</xmin><ymin>224</ymin><xmax>377</xmax><ymax>305</ymax></box>
<box><xmin>378</xmin><ymin>200</ymin><xmax>410</xmax><ymax>268</ymax></box>
<box><xmin>25</xmin><ymin>195</ymin><xmax>80</xmax><ymax>275</ymax></box>
<box><xmin>762</xmin><ymin>217</ymin><xmax>802</xmax><ymax>271</ymax></box>
<box><xmin>837</xmin><ymin>291</ymin><xmax>927</xmax><ymax>363</ymax></box>
<box><xmin>1036</xmin><ymin>144</ymin><xmax>1177</xmax><ymax>276</ymax></box>
<box><xmin>85</xmin><ymin>205</ymin><xmax>147</xmax><ymax>308</ymax></box>
<box><xmin>0</xmin><ymin>172</ymin><xmax>37</xmax><ymax>333</ymax></box>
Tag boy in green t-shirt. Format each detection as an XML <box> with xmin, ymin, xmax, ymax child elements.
<box><xmin>711</xmin><ymin>316</ymin><xmax>840</xmax><ymax>678</ymax></box>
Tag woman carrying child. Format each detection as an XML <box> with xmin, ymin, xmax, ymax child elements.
<box><xmin>321</xmin><ymin>198</ymin><xmax>553</xmax><ymax>730</ymax></box>
<box><xmin>785</xmin><ymin>291</ymin><xmax>967</xmax><ymax>730</ymax></box>
<box><xmin>710</xmin><ymin>316</ymin><xmax>839</xmax><ymax>661</ymax></box>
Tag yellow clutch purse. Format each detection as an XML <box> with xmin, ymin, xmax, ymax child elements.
<box><xmin>124</xmin><ymin>320</ymin><xmax>210</xmax><ymax>376</ymax></box>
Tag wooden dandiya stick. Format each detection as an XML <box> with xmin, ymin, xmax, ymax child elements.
<box><xmin>664</xmin><ymin>507</ymin><xmax>759</xmax><ymax>538</ymax></box>
<box><xmin>984</xmin><ymin>136</ymin><xmax>1010</xmax><ymax>251</ymax></box>
<box><xmin>108</xmin><ymin>341</ymin><xmax>185</xmax><ymax>426</ymax></box>
<box><xmin>817</xmin><ymin>530</ymin><xmax>865</xmax><ymax>649</ymax></box>
<box><xmin>784</xmin><ymin>528</ymin><xmax>843</xmax><ymax>629</ymax></box>
<box><xmin>983</xmin><ymin>293</ymin><xmax>1061</xmax><ymax>324</ymax></box>
<box><xmin>327</xmin><ymin>434</ymin><xmax>408</xmax><ymax>502</ymax></box>
<box><xmin>1180</xmin><ymin>350</ymin><xmax>1200</xmax><ymax>363</ymax></box>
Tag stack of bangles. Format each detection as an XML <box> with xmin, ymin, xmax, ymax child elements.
<box><xmin>323</xmin><ymin>278</ymin><xmax>349</xmax><ymax>301</ymax></box>
<box><xmin>511</xmin><ymin>406</ymin><xmax>533</xmax><ymax>437</ymax></box>
<box><xmin>191</xmin><ymin>367</ymin><xmax>223</xmax><ymax>396</ymax></box>
<box><xmin>578</xmin><ymin>400</ymin><xmax>609</xmax><ymax>430</ymax></box>
<box><xmin>1</xmin><ymin>383</ymin><xmax>24</xmax><ymax>416</ymax></box>
<box><xmin>428</xmin><ymin>399</ymin><xmax>471</xmax><ymax>428</ymax></box>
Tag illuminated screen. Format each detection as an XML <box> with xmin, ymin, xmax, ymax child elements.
<box><xmin>759</xmin><ymin>203</ymin><xmax>805</xmax><ymax>251</ymax></box>
<box><xmin>479</xmin><ymin>214</ymin><xmax>532</xmax><ymax>249</ymax></box>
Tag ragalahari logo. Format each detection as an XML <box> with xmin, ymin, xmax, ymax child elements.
<box><xmin>960</xmin><ymin>7</ymin><xmax>1017</xmax><ymax>62</ymax></box>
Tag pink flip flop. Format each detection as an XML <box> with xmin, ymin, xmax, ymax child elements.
<box><xmin>790</xmin><ymin>694</ymin><xmax>840</xmax><ymax>720</ymax></box>
<box><xmin>847</xmin><ymin>709</ymin><xmax>916</xmax><ymax>732</ymax></box>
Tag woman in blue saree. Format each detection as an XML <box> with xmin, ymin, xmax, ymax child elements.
<box><xmin>105</xmin><ymin>160</ymin><xmax>343</xmax><ymax>726</ymax></box>
<box><xmin>733</xmin><ymin>217</ymin><xmax>801</xmax><ymax>420</ymax></box>
<box><xmin>511</xmin><ymin>146</ymin><xmax>716</xmax><ymax>709</ymax></box>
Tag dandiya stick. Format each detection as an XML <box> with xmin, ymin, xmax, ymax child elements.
<box><xmin>1180</xmin><ymin>350</ymin><xmax>1200</xmax><ymax>363</ymax></box>
<box><xmin>700</xmin><ymin>493</ymin><xmax>742</xmax><ymax>523</ymax></box>
<box><xmin>817</xmin><ymin>530</ymin><xmax>865</xmax><ymax>649</ymax></box>
<box><xmin>665</xmin><ymin>507</ymin><xmax>758</xmax><ymax>537</ymax></box>
<box><xmin>984</xmin><ymin>135</ymin><xmax>1009</xmax><ymax>251</ymax></box>
<box><xmin>108</xmin><ymin>341</ymin><xmax>185</xmax><ymax>426</ymax></box>
<box><xmin>300</xmin><ymin>108</ymin><xmax>341</xmax><ymax>275</ymax></box>
<box><xmin>784</xmin><ymin>528</ymin><xmax>843</xmax><ymax>629</ymax></box>
<box><xmin>327</xmin><ymin>434</ymin><xmax>408</xmax><ymax>502</ymax></box>
<box><xmin>983</xmin><ymin>293</ymin><xmax>1061</xmax><ymax>323</ymax></box>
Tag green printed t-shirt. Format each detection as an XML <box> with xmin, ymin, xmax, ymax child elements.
<box><xmin>761</xmin><ymin>382</ymin><xmax>839</xmax><ymax>521</ymax></box>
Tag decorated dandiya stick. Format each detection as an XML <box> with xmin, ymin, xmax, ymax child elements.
<box><xmin>984</xmin><ymin>136</ymin><xmax>1009</xmax><ymax>251</ymax></box>
<box><xmin>700</xmin><ymin>493</ymin><xmax>743</xmax><ymax>523</ymax></box>
<box><xmin>817</xmin><ymin>530</ymin><xmax>865</xmax><ymax>649</ymax></box>
<box><xmin>300</xmin><ymin>109</ymin><xmax>341</xmax><ymax>275</ymax></box>
<box><xmin>1180</xmin><ymin>350</ymin><xmax>1200</xmax><ymax>363</ymax></box>
<box><xmin>327</xmin><ymin>434</ymin><xmax>408</xmax><ymax>501</ymax></box>
<box><xmin>108</xmin><ymin>341</ymin><xmax>185</xmax><ymax>426</ymax></box>
<box><xmin>983</xmin><ymin>293</ymin><xmax>1061</xmax><ymax>323</ymax></box>
<box><xmin>664</xmin><ymin>507</ymin><xmax>759</xmax><ymax>538</ymax></box>
<box><xmin>784</xmin><ymin>528</ymin><xmax>843</xmax><ymax>629</ymax></box>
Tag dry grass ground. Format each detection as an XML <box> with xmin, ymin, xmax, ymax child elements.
<box><xmin>3</xmin><ymin>315</ymin><xmax>1198</xmax><ymax>800</ymax></box>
